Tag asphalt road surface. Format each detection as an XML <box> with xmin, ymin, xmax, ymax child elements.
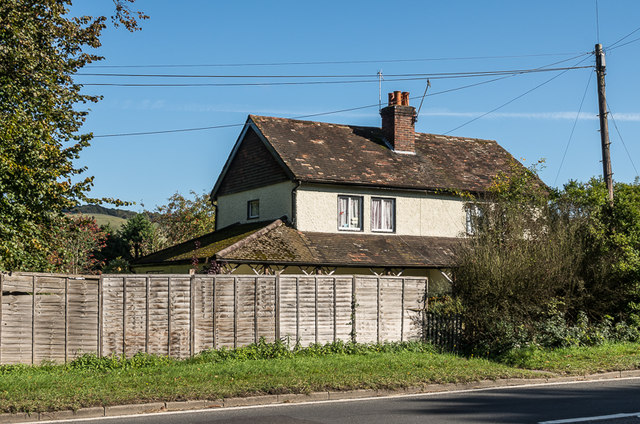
<box><xmin>43</xmin><ymin>378</ymin><xmax>640</xmax><ymax>424</ymax></box>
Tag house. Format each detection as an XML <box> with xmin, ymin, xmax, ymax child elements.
<box><xmin>133</xmin><ymin>91</ymin><xmax>523</xmax><ymax>287</ymax></box>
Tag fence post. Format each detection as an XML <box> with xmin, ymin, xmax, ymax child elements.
<box><xmin>332</xmin><ymin>277</ymin><xmax>337</xmax><ymax>343</ymax></box>
<box><xmin>275</xmin><ymin>274</ymin><xmax>280</xmax><ymax>341</ymax></box>
<box><xmin>295</xmin><ymin>276</ymin><xmax>300</xmax><ymax>343</ymax></box>
<box><xmin>98</xmin><ymin>275</ymin><xmax>103</xmax><ymax>357</ymax></box>
<box><xmin>145</xmin><ymin>276</ymin><xmax>150</xmax><ymax>353</ymax></box>
<box><xmin>314</xmin><ymin>276</ymin><xmax>318</xmax><ymax>345</ymax></box>
<box><xmin>254</xmin><ymin>277</ymin><xmax>258</xmax><ymax>344</ymax></box>
<box><xmin>167</xmin><ymin>277</ymin><xmax>172</xmax><ymax>357</ymax></box>
<box><xmin>122</xmin><ymin>276</ymin><xmax>127</xmax><ymax>356</ymax></box>
<box><xmin>190</xmin><ymin>274</ymin><xmax>195</xmax><ymax>357</ymax></box>
<box><xmin>351</xmin><ymin>276</ymin><xmax>356</xmax><ymax>343</ymax></box>
<box><xmin>64</xmin><ymin>277</ymin><xmax>68</xmax><ymax>363</ymax></box>
<box><xmin>31</xmin><ymin>275</ymin><xmax>36</xmax><ymax>365</ymax></box>
<box><xmin>212</xmin><ymin>276</ymin><xmax>217</xmax><ymax>350</ymax></box>
<box><xmin>400</xmin><ymin>278</ymin><xmax>405</xmax><ymax>342</ymax></box>
<box><xmin>233</xmin><ymin>276</ymin><xmax>238</xmax><ymax>349</ymax></box>
<box><xmin>376</xmin><ymin>277</ymin><xmax>381</xmax><ymax>344</ymax></box>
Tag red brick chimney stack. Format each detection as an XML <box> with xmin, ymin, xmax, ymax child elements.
<box><xmin>380</xmin><ymin>91</ymin><xmax>416</xmax><ymax>153</ymax></box>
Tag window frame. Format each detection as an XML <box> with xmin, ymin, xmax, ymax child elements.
<box><xmin>337</xmin><ymin>195</ymin><xmax>363</xmax><ymax>232</ymax></box>
<box><xmin>370</xmin><ymin>197</ymin><xmax>396</xmax><ymax>233</ymax></box>
<box><xmin>247</xmin><ymin>199</ymin><xmax>260</xmax><ymax>220</ymax></box>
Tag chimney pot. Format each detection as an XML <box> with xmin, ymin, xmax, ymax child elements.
<box><xmin>401</xmin><ymin>92</ymin><xmax>410</xmax><ymax>106</ymax></box>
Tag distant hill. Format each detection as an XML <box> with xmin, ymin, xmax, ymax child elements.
<box><xmin>69</xmin><ymin>205</ymin><xmax>137</xmax><ymax>219</ymax></box>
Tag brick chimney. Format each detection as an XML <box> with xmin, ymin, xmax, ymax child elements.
<box><xmin>380</xmin><ymin>91</ymin><xmax>416</xmax><ymax>153</ymax></box>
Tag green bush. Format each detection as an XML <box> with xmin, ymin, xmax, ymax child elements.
<box><xmin>455</xmin><ymin>163</ymin><xmax>640</xmax><ymax>356</ymax></box>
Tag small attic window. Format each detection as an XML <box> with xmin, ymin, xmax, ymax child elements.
<box><xmin>247</xmin><ymin>199</ymin><xmax>259</xmax><ymax>219</ymax></box>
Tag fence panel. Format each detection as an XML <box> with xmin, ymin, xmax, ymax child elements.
<box><xmin>33</xmin><ymin>275</ymin><xmax>66</xmax><ymax>364</ymax></box>
<box><xmin>67</xmin><ymin>277</ymin><xmax>99</xmax><ymax>359</ymax></box>
<box><xmin>354</xmin><ymin>276</ymin><xmax>378</xmax><ymax>343</ymax></box>
<box><xmin>1</xmin><ymin>274</ymin><xmax>34</xmax><ymax>364</ymax></box>
<box><xmin>0</xmin><ymin>273</ymin><xmax>440</xmax><ymax>364</ymax></box>
<box><xmin>402</xmin><ymin>278</ymin><xmax>429</xmax><ymax>341</ymax></box>
<box><xmin>193</xmin><ymin>276</ymin><xmax>214</xmax><ymax>353</ymax></box>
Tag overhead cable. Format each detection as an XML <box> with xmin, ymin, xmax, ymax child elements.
<box><xmin>607</xmin><ymin>101</ymin><xmax>640</xmax><ymax>177</ymax></box>
<box><xmin>553</xmin><ymin>71</ymin><xmax>594</xmax><ymax>186</ymax></box>
<box><xmin>444</xmin><ymin>56</ymin><xmax>593</xmax><ymax>135</ymax></box>
<box><xmin>84</xmin><ymin>52</ymin><xmax>588</xmax><ymax>69</ymax></box>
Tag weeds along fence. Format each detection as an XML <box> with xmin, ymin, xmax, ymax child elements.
<box><xmin>0</xmin><ymin>272</ymin><xmax>437</xmax><ymax>365</ymax></box>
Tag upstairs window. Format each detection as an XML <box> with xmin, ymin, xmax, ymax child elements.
<box><xmin>338</xmin><ymin>196</ymin><xmax>362</xmax><ymax>231</ymax></box>
<box><xmin>247</xmin><ymin>199</ymin><xmax>259</xmax><ymax>219</ymax></box>
<box><xmin>466</xmin><ymin>205</ymin><xmax>482</xmax><ymax>235</ymax></box>
<box><xmin>371</xmin><ymin>198</ymin><xmax>395</xmax><ymax>232</ymax></box>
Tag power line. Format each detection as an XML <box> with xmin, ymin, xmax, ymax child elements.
<box><xmin>607</xmin><ymin>101</ymin><xmax>640</xmax><ymax>178</ymax></box>
<box><xmin>92</xmin><ymin>56</ymin><xmax>593</xmax><ymax>138</ymax></box>
<box><xmin>443</xmin><ymin>56</ymin><xmax>593</xmax><ymax>135</ymax></box>
<box><xmin>79</xmin><ymin>67</ymin><xmax>592</xmax><ymax>88</ymax></box>
<box><xmin>92</xmin><ymin>75</ymin><xmax>516</xmax><ymax>138</ymax></box>
<box><xmin>76</xmin><ymin>66</ymin><xmax>592</xmax><ymax>79</ymax></box>
<box><xmin>606</xmin><ymin>25</ymin><xmax>640</xmax><ymax>50</ymax></box>
<box><xmin>92</xmin><ymin>122</ymin><xmax>246</xmax><ymax>138</ymax></box>
<box><xmin>554</xmin><ymin>71</ymin><xmax>593</xmax><ymax>186</ymax></box>
<box><xmin>78</xmin><ymin>66</ymin><xmax>593</xmax><ymax>89</ymax></box>
<box><xmin>608</xmin><ymin>35</ymin><xmax>640</xmax><ymax>52</ymax></box>
<box><xmin>84</xmin><ymin>52</ymin><xmax>587</xmax><ymax>69</ymax></box>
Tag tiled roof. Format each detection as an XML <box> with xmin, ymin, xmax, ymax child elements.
<box><xmin>134</xmin><ymin>220</ymin><xmax>273</xmax><ymax>265</ymax></box>
<box><xmin>135</xmin><ymin>220</ymin><xmax>460</xmax><ymax>269</ymax></box>
<box><xmin>249</xmin><ymin>115</ymin><xmax>519</xmax><ymax>193</ymax></box>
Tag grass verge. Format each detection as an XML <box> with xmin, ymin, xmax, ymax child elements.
<box><xmin>500</xmin><ymin>342</ymin><xmax>640</xmax><ymax>374</ymax></box>
<box><xmin>0</xmin><ymin>341</ymin><xmax>637</xmax><ymax>413</ymax></box>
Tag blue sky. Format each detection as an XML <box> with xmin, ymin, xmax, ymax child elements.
<box><xmin>70</xmin><ymin>1</ymin><xmax>640</xmax><ymax>211</ymax></box>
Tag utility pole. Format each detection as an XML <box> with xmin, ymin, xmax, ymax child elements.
<box><xmin>595</xmin><ymin>43</ymin><xmax>614</xmax><ymax>205</ymax></box>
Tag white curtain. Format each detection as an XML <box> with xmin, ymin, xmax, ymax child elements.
<box><xmin>372</xmin><ymin>198</ymin><xmax>393</xmax><ymax>231</ymax></box>
<box><xmin>371</xmin><ymin>198</ymin><xmax>381</xmax><ymax>230</ymax></box>
<box><xmin>339</xmin><ymin>197</ymin><xmax>348</xmax><ymax>228</ymax></box>
<box><xmin>350</xmin><ymin>197</ymin><xmax>360</xmax><ymax>228</ymax></box>
<box><xmin>382</xmin><ymin>199</ymin><xmax>393</xmax><ymax>230</ymax></box>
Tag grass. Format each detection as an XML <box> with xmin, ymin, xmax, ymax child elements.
<box><xmin>76</xmin><ymin>213</ymin><xmax>127</xmax><ymax>229</ymax></box>
<box><xmin>0</xmin><ymin>341</ymin><xmax>638</xmax><ymax>414</ymax></box>
<box><xmin>500</xmin><ymin>342</ymin><xmax>640</xmax><ymax>374</ymax></box>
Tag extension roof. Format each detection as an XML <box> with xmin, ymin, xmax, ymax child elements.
<box><xmin>211</xmin><ymin>115</ymin><xmax>521</xmax><ymax>199</ymax></box>
<box><xmin>135</xmin><ymin>219</ymin><xmax>459</xmax><ymax>269</ymax></box>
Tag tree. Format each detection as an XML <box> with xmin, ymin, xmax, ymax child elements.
<box><xmin>454</xmin><ymin>162</ymin><xmax>587</xmax><ymax>354</ymax></box>
<box><xmin>562</xmin><ymin>178</ymin><xmax>640</xmax><ymax>323</ymax></box>
<box><xmin>119</xmin><ymin>213</ymin><xmax>157</xmax><ymax>260</ymax></box>
<box><xmin>153</xmin><ymin>191</ymin><xmax>216</xmax><ymax>249</ymax></box>
<box><xmin>0</xmin><ymin>0</ymin><xmax>146</xmax><ymax>271</ymax></box>
<box><xmin>49</xmin><ymin>215</ymin><xmax>107</xmax><ymax>274</ymax></box>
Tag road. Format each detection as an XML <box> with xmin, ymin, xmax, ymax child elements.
<box><xmin>42</xmin><ymin>378</ymin><xmax>640</xmax><ymax>424</ymax></box>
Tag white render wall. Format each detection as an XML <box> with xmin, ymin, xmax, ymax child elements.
<box><xmin>295</xmin><ymin>184</ymin><xmax>467</xmax><ymax>237</ymax></box>
<box><xmin>216</xmin><ymin>181</ymin><xmax>295</xmax><ymax>228</ymax></box>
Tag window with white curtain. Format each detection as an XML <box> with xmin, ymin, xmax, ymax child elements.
<box><xmin>338</xmin><ymin>195</ymin><xmax>362</xmax><ymax>231</ymax></box>
<box><xmin>465</xmin><ymin>204</ymin><xmax>482</xmax><ymax>235</ymax></box>
<box><xmin>371</xmin><ymin>197</ymin><xmax>395</xmax><ymax>232</ymax></box>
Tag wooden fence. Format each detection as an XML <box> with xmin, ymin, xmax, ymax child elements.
<box><xmin>0</xmin><ymin>272</ymin><xmax>430</xmax><ymax>365</ymax></box>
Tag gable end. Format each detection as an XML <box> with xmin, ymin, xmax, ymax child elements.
<box><xmin>215</xmin><ymin>126</ymin><xmax>292</xmax><ymax>197</ymax></box>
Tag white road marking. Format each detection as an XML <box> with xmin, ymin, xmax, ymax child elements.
<box><xmin>539</xmin><ymin>412</ymin><xmax>640</xmax><ymax>423</ymax></box>
<box><xmin>30</xmin><ymin>376</ymin><xmax>640</xmax><ymax>424</ymax></box>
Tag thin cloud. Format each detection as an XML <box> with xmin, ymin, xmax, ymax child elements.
<box><xmin>420</xmin><ymin>111</ymin><xmax>640</xmax><ymax>122</ymax></box>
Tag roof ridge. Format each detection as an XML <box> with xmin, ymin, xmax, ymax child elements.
<box><xmin>250</xmin><ymin>114</ymin><xmax>497</xmax><ymax>142</ymax></box>
<box><xmin>215</xmin><ymin>218</ymin><xmax>285</xmax><ymax>258</ymax></box>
